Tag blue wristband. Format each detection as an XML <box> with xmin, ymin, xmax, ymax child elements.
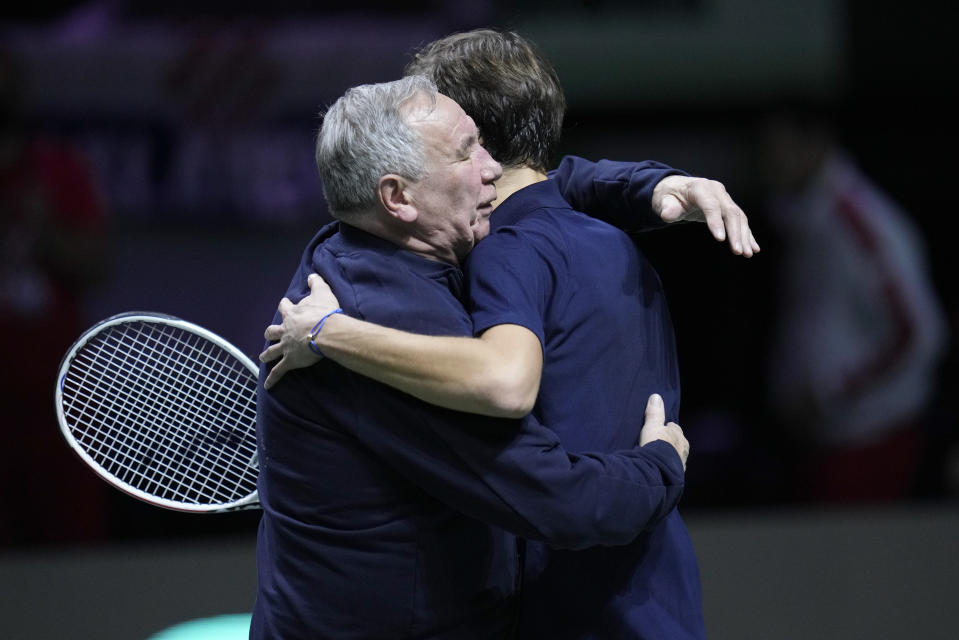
<box><xmin>307</xmin><ymin>308</ymin><xmax>343</xmax><ymax>356</ymax></box>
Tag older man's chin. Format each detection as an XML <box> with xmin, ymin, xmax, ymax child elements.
<box><xmin>471</xmin><ymin>207</ymin><xmax>494</xmax><ymax>244</ymax></box>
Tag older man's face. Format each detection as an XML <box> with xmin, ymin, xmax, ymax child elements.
<box><xmin>404</xmin><ymin>93</ymin><xmax>502</xmax><ymax>263</ymax></box>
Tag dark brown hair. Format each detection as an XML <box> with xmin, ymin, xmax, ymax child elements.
<box><xmin>405</xmin><ymin>29</ymin><xmax>565</xmax><ymax>172</ymax></box>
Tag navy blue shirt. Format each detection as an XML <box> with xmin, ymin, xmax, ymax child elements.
<box><xmin>251</xmin><ymin>220</ymin><xmax>687</xmax><ymax>638</ymax></box>
<box><xmin>468</xmin><ymin>177</ymin><xmax>706</xmax><ymax>639</ymax></box>
<box><xmin>550</xmin><ymin>155</ymin><xmax>683</xmax><ymax>234</ymax></box>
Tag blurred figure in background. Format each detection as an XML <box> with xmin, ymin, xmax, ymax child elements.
<box><xmin>758</xmin><ymin>99</ymin><xmax>948</xmax><ymax>504</ymax></box>
<box><xmin>0</xmin><ymin>47</ymin><xmax>112</xmax><ymax>545</ymax></box>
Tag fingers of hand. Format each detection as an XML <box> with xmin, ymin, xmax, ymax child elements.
<box><xmin>264</xmin><ymin>359</ymin><xmax>289</xmax><ymax>390</ymax></box>
<box><xmin>659</xmin><ymin>195</ymin><xmax>685</xmax><ymax>223</ymax></box>
<box><xmin>263</xmin><ymin>361</ymin><xmax>280</xmax><ymax>389</ymax></box>
<box><xmin>259</xmin><ymin>342</ymin><xmax>279</xmax><ymax>363</ymax></box>
<box><xmin>687</xmin><ymin>183</ymin><xmax>725</xmax><ymax>242</ymax></box>
<box><xmin>645</xmin><ymin>393</ymin><xmax>665</xmax><ymax>422</ymax></box>
<box><xmin>702</xmin><ymin>204</ymin><xmax>727</xmax><ymax>243</ymax></box>
<box><xmin>308</xmin><ymin>272</ymin><xmax>333</xmax><ymax>297</ymax></box>
<box><xmin>263</xmin><ymin>324</ymin><xmax>282</xmax><ymax>341</ymax></box>
<box><xmin>746</xmin><ymin>221</ymin><xmax>761</xmax><ymax>254</ymax></box>
<box><xmin>691</xmin><ymin>179</ymin><xmax>762</xmax><ymax>256</ymax></box>
<box><xmin>728</xmin><ymin>206</ymin><xmax>756</xmax><ymax>258</ymax></box>
<box><xmin>664</xmin><ymin>421</ymin><xmax>689</xmax><ymax>469</ymax></box>
<box><xmin>729</xmin><ymin>215</ymin><xmax>746</xmax><ymax>254</ymax></box>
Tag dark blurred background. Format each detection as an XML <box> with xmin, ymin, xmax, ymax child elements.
<box><xmin>2</xmin><ymin>1</ymin><xmax>956</xmax><ymax>638</ymax></box>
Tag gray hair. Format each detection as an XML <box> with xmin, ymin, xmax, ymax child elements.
<box><xmin>316</xmin><ymin>75</ymin><xmax>437</xmax><ymax>218</ymax></box>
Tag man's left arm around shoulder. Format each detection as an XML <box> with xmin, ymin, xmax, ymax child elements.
<box><xmin>550</xmin><ymin>155</ymin><xmax>760</xmax><ymax>257</ymax></box>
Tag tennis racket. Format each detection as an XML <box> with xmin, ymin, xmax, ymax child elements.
<box><xmin>55</xmin><ymin>312</ymin><xmax>260</xmax><ymax>513</ymax></box>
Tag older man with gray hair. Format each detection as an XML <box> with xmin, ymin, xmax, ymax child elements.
<box><xmin>250</xmin><ymin>75</ymin><xmax>688</xmax><ymax>638</ymax></box>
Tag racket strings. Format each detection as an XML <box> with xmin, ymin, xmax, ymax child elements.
<box><xmin>69</xmin><ymin>335</ymin><xmax>214</xmax><ymax>494</ymax></box>
<box><xmin>107</xmin><ymin>323</ymin><xmax>258</xmax><ymax>496</ymax></box>
<box><xmin>64</xmin><ymin>327</ymin><xmax>255</xmax><ymax>504</ymax></box>
<box><xmin>64</xmin><ymin>335</ymin><xmax>251</xmax><ymax>504</ymax></box>
<box><xmin>108</xmin><ymin>332</ymin><xmax>250</xmax><ymax>498</ymax></box>
<box><xmin>111</xmin><ymin>323</ymin><xmax>256</xmax><ymax>495</ymax></box>
<box><xmin>59</xmin><ymin>321</ymin><xmax>258</xmax><ymax>506</ymax></box>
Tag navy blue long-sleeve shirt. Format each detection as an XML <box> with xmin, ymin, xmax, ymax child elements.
<box><xmin>251</xmin><ymin>219</ymin><xmax>686</xmax><ymax>639</ymax></box>
<box><xmin>467</xmin><ymin>170</ymin><xmax>705</xmax><ymax>639</ymax></box>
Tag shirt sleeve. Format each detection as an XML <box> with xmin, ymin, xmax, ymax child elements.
<box><xmin>349</xmin><ymin>378</ymin><xmax>686</xmax><ymax>550</ymax></box>
<box><xmin>548</xmin><ymin>155</ymin><xmax>687</xmax><ymax>232</ymax></box>
<box><xmin>467</xmin><ymin>225</ymin><xmax>555</xmax><ymax>342</ymax></box>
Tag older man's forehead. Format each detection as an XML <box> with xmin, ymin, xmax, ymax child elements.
<box><xmin>409</xmin><ymin>93</ymin><xmax>476</xmax><ymax>146</ymax></box>
<box><xmin>402</xmin><ymin>90</ymin><xmax>437</xmax><ymax>121</ymax></box>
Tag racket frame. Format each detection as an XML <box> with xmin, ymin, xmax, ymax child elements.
<box><xmin>55</xmin><ymin>311</ymin><xmax>260</xmax><ymax>513</ymax></box>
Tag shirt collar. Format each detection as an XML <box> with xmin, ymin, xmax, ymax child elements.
<box><xmin>490</xmin><ymin>178</ymin><xmax>570</xmax><ymax>231</ymax></box>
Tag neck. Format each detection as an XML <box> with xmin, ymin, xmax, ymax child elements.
<box><xmin>342</xmin><ymin>216</ymin><xmax>463</xmax><ymax>267</ymax></box>
<box><xmin>492</xmin><ymin>166</ymin><xmax>548</xmax><ymax>209</ymax></box>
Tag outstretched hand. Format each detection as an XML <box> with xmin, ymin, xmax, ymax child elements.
<box><xmin>638</xmin><ymin>393</ymin><xmax>689</xmax><ymax>471</ymax></box>
<box><xmin>652</xmin><ymin>175</ymin><xmax>760</xmax><ymax>257</ymax></box>
<box><xmin>260</xmin><ymin>273</ymin><xmax>341</xmax><ymax>389</ymax></box>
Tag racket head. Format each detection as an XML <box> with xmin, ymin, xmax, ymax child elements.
<box><xmin>55</xmin><ymin>312</ymin><xmax>260</xmax><ymax>513</ymax></box>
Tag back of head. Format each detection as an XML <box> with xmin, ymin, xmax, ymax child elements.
<box><xmin>316</xmin><ymin>75</ymin><xmax>437</xmax><ymax>221</ymax></box>
<box><xmin>405</xmin><ymin>29</ymin><xmax>565</xmax><ymax>173</ymax></box>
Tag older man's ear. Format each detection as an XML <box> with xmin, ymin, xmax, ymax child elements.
<box><xmin>378</xmin><ymin>174</ymin><xmax>418</xmax><ymax>223</ymax></box>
